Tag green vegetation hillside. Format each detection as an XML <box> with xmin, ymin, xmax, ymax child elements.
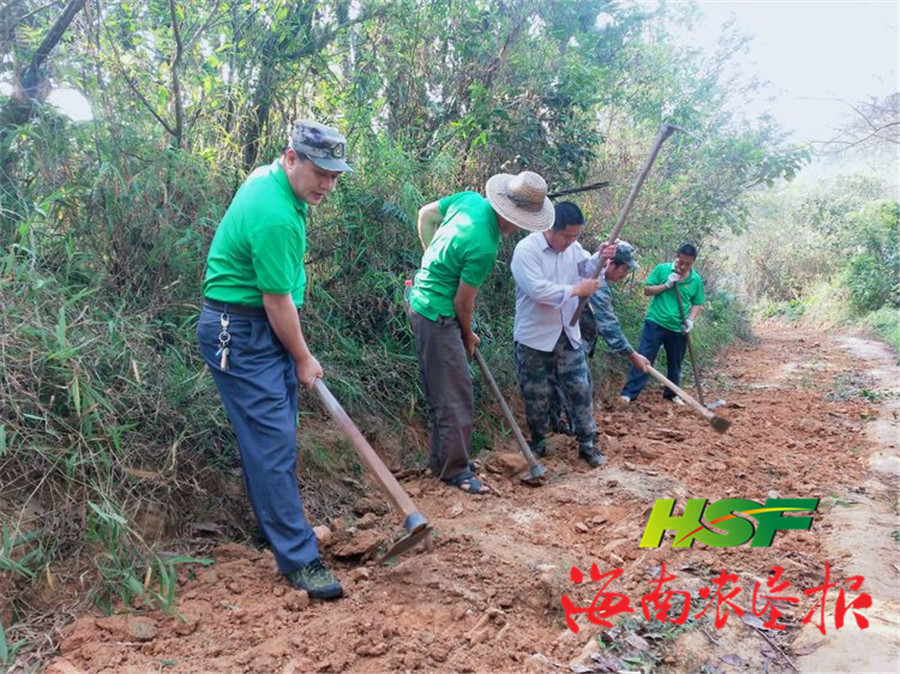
<box><xmin>1</xmin><ymin>1</ymin><xmax>894</xmax><ymax>665</ymax></box>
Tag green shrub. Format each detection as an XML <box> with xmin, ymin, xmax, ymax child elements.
<box><xmin>760</xmin><ymin>298</ymin><xmax>806</xmax><ymax>323</ymax></box>
<box><xmin>843</xmin><ymin>253</ymin><xmax>896</xmax><ymax>313</ymax></box>
<box><xmin>860</xmin><ymin>306</ymin><xmax>900</xmax><ymax>355</ymax></box>
<box><xmin>841</xmin><ymin>201</ymin><xmax>899</xmax><ymax>314</ymax></box>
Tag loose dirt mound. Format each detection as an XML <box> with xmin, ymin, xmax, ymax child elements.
<box><xmin>48</xmin><ymin>326</ymin><xmax>897</xmax><ymax>673</ymax></box>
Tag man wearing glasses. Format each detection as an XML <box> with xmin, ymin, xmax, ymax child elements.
<box><xmin>197</xmin><ymin>120</ymin><xmax>350</xmax><ymax>600</ymax></box>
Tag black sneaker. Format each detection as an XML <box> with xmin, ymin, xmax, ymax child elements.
<box><xmin>285</xmin><ymin>558</ymin><xmax>342</xmax><ymax>600</ymax></box>
<box><xmin>578</xmin><ymin>444</ymin><xmax>607</xmax><ymax>468</ymax></box>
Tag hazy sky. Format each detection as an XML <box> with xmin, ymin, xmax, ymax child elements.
<box><xmin>665</xmin><ymin>0</ymin><xmax>900</xmax><ymax>144</ymax></box>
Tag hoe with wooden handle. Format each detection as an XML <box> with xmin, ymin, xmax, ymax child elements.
<box><xmin>313</xmin><ymin>379</ymin><xmax>432</xmax><ymax>562</ymax></box>
<box><xmin>644</xmin><ymin>365</ymin><xmax>731</xmax><ymax>433</ymax></box>
<box><xmin>473</xmin><ymin>348</ymin><xmax>548</xmax><ymax>485</ymax></box>
<box><xmin>547</xmin><ymin>181</ymin><xmax>610</xmax><ymax>199</ymax></box>
<box><xmin>672</xmin><ymin>281</ymin><xmax>706</xmax><ymax>407</ymax></box>
<box><xmin>570</xmin><ymin>123</ymin><xmax>694</xmax><ymax>327</ymax></box>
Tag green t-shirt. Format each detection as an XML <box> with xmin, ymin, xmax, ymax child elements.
<box><xmin>408</xmin><ymin>192</ymin><xmax>500</xmax><ymax>320</ymax></box>
<box><xmin>645</xmin><ymin>262</ymin><xmax>706</xmax><ymax>332</ymax></box>
<box><xmin>203</xmin><ymin>161</ymin><xmax>309</xmax><ymax>307</ymax></box>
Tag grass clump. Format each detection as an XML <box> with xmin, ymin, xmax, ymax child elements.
<box><xmin>859</xmin><ymin>306</ymin><xmax>900</xmax><ymax>355</ymax></box>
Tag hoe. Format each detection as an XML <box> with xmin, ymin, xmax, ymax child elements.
<box><xmin>313</xmin><ymin>379</ymin><xmax>432</xmax><ymax>562</ymax></box>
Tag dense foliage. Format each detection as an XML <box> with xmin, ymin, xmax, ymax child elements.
<box><xmin>716</xmin><ymin>172</ymin><xmax>899</xmax><ymax>349</ymax></box>
<box><xmin>1</xmin><ymin>0</ymin><xmax>810</xmax><ymax>659</ymax></box>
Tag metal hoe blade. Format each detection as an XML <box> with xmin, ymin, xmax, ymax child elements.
<box><xmin>520</xmin><ymin>463</ymin><xmax>548</xmax><ymax>486</ymax></box>
<box><xmin>473</xmin><ymin>348</ymin><xmax>548</xmax><ymax>486</ymax></box>
<box><xmin>379</xmin><ymin>514</ymin><xmax>432</xmax><ymax>563</ymax></box>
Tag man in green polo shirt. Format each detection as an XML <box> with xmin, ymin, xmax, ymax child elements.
<box><xmin>408</xmin><ymin>171</ymin><xmax>555</xmax><ymax>495</ymax></box>
<box><xmin>197</xmin><ymin>120</ymin><xmax>350</xmax><ymax>600</ymax></box>
<box><xmin>620</xmin><ymin>243</ymin><xmax>706</xmax><ymax>405</ymax></box>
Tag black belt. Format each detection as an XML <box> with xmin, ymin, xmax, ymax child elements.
<box><xmin>203</xmin><ymin>298</ymin><xmax>267</xmax><ymax>318</ymax></box>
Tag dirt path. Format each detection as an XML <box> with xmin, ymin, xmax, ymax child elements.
<box><xmin>793</xmin><ymin>336</ymin><xmax>900</xmax><ymax>673</ymax></box>
<box><xmin>48</xmin><ymin>326</ymin><xmax>899</xmax><ymax>674</ymax></box>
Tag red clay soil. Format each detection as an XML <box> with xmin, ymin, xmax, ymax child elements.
<box><xmin>47</xmin><ymin>326</ymin><xmax>888</xmax><ymax>674</ymax></box>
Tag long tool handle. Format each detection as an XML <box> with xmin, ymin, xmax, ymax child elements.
<box><xmin>673</xmin><ymin>284</ymin><xmax>706</xmax><ymax>406</ymax></box>
<box><xmin>645</xmin><ymin>365</ymin><xmax>721</xmax><ymax>427</ymax></box>
<box><xmin>570</xmin><ymin>124</ymin><xmax>678</xmax><ymax>326</ymax></box>
<box><xmin>547</xmin><ymin>181</ymin><xmax>610</xmax><ymax>199</ymax></box>
<box><xmin>313</xmin><ymin>379</ymin><xmax>418</xmax><ymax>518</ymax></box>
<box><xmin>473</xmin><ymin>348</ymin><xmax>541</xmax><ymax>470</ymax></box>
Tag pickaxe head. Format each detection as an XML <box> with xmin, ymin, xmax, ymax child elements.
<box><xmin>710</xmin><ymin>415</ymin><xmax>731</xmax><ymax>433</ymax></box>
<box><xmin>662</xmin><ymin>123</ymin><xmax>703</xmax><ymax>143</ymax></box>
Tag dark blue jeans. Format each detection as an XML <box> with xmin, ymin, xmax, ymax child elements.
<box><xmin>197</xmin><ymin>306</ymin><xmax>319</xmax><ymax>574</ymax></box>
<box><xmin>621</xmin><ymin>319</ymin><xmax>687</xmax><ymax>400</ymax></box>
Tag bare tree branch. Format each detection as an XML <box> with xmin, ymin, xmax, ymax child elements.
<box><xmin>103</xmin><ymin>26</ymin><xmax>177</xmax><ymax>138</ymax></box>
<box><xmin>7</xmin><ymin>2</ymin><xmax>62</xmax><ymax>32</ymax></box>
<box><xmin>812</xmin><ymin>124</ymin><xmax>900</xmax><ymax>155</ymax></box>
<box><xmin>813</xmin><ymin>94</ymin><xmax>900</xmax><ymax>156</ymax></box>
<box><xmin>168</xmin><ymin>0</ymin><xmax>185</xmax><ymax>149</ymax></box>
<box><xmin>185</xmin><ymin>0</ymin><xmax>225</xmax><ymax>51</ymax></box>
<box><xmin>20</xmin><ymin>0</ymin><xmax>86</xmax><ymax>98</ymax></box>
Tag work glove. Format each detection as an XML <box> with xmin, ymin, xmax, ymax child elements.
<box><xmin>683</xmin><ymin>318</ymin><xmax>694</xmax><ymax>334</ymax></box>
<box><xmin>664</xmin><ymin>271</ymin><xmax>681</xmax><ymax>288</ymax></box>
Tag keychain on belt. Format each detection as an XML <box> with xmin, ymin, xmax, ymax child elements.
<box><xmin>215</xmin><ymin>312</ymin><xmax>231</xmax><ymax>370</ymax></box>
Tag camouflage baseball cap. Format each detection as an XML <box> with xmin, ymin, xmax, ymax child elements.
<box><xmin>612</xmin><ymin>240</ymin><xmax>639</xmax><ymax>269</ymax></box>
<box><xmin>288</xmin><ymin>120</ymin><xmax>352</xmax><ymax>173</ymax></box>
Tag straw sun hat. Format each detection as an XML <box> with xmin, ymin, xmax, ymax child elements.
<box><xmin>485</xmin><ymin>171</ymin><xmax>554</xmax><ymax>232</ymax></box>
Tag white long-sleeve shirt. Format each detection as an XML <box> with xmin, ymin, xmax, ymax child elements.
<box><xmin>511</xmin><ymin>232</ymin><xmax>598</xmax><ymax>351</ymax></box>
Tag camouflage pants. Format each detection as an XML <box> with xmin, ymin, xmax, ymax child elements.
<box><xmin>514</xmin><ymin>332</ymin><xmax>595</xmax><ymax>447</ymax></box>
<box><xmin>550</xmin><ymin>307</ymin><xmax>597</xmax><ymax>435</ymax></box>
<box><xmin>549</xmin><ymin>366</ymin><xmax>592</xmax><ymax>436</ymax></box>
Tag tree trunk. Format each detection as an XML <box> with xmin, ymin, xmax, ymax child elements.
<box><xmin>0</xmin><ymin>0</ymin><xmax>87</xmax><ymax>244</ymax></box>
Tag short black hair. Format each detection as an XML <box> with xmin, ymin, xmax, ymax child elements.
<box><xmin>553</xmin><ymin>201</ymin><xmax>585</xmax><ymax>230</ymax></box>
<box><xmin>677</xmin><ymin>243</ymin><xmax>698</xmax><ymax>258</ymax></box>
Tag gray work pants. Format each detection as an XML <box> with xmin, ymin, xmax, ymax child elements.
<box><xmin>409</xmin><ymin>309</ymin><xmax>473</xmax><ymax>481</ymax></box>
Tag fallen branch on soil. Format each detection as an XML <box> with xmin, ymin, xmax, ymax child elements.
<box><xmin>749</xmin><ymin>624</ymin><xmax>798</xmax><ymax>671</ymax></box>
<box><xmin>700</xmin><ymin>626</ymin><xmax>720</xmax><ymax>645</ymax></box>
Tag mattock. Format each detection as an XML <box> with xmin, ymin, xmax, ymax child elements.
<box><xmin>570</xmin><ymin>123</ymin><xmax>697</xmax><ymax>326</ymax></box>
<box><xmin>672</xmin><ymin>278</ymin><xmax>707</xmax><ymax>406</ymax></box>
<box><xmin>474</xmin><ymin>348</ymin><xmax>548</xmax><ymax>485</ymax></box>
<box><xmin>645</xmin><ymin>366</ymin><xmax>732</xmax><ymax>433</ymax></box>
<box><xmin>313</xmin><ymin>379</ymin><xmax>432</xmax><ymax>562</ymax></box>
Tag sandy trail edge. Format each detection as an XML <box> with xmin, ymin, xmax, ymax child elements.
<box><xmin>794</xmin><ymin>336</ymin><xmax>900</xmax><ymax>674</ymax></box>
